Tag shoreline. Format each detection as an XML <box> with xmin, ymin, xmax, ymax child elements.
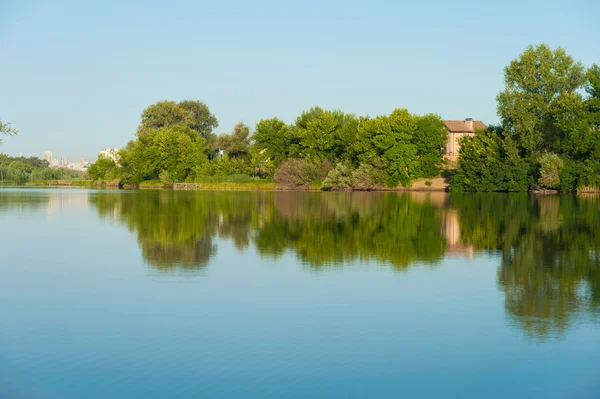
<box><xmin>5</xmin><ymin>179</ymin><xmax>598</xmax><ymax>194</ymax></box>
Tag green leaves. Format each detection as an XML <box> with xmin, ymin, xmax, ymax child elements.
<box><xmin>497</xmin><ymin>44</ymin><xmax>586</xmax><ymax>155</ymax></box>
<box><xmin>216</xmin><ymin>122</ymin><xmax>251</xmax><ymax>159</ymax></box>
<box><xmin>137</xmin><ymin>100</ymin><xmax>218</xmax><ymax>138</ymax></box>
<box><xmin>120</xmin><ymin>124</ymin><xmax>209</xmax><ymax>183</ymax></box>
<box><xmin>290</xmin><ymin>107</ymin><xmax>359</xmax><ymax>161</ymax></box>
<box><xmin>253</xmin><ymin>117</ymin><xmax>290</xmax><ymax>167</ymax></box>
<box><xmin>354</xmin><ymin>109</ymin><xmax>447</xmax><ymax>186</ymax></box>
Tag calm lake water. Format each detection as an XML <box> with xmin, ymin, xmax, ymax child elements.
<box><xmin>1</xmin><ymin>188</ymin><xmax>599</xmax><ymax>398</ymax></box>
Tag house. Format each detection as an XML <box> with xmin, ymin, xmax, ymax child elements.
<box><xmin>443</xmin><ymin>118</ymin><xmax>487</xmax><ymax>161</ymax></box>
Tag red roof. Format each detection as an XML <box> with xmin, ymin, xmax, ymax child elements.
<box><xmin>444</xmin><ymin>120</ymin><xmax>486</xmax><ymax>133</ymax></box>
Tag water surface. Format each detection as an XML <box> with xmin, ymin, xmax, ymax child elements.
<box><xmin>1</xmin><ymin>189</ymin><xmax>599</xmax><ymax>398</ymax></box>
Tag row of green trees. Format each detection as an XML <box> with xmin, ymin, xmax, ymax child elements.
<box><xmin>0</xmin><ymin>154</ymin><xmax>85</xmax><ymax>184</ymax></box>
<box><xmin>88</xmin><ymin>100</ymin><xmax>449</xmax><ymax>188</ymax></box>
<box><xmin>86</xmin><ymin>43</ymin><xmax>599</xmax><ymax>191</ymax></box>
<box><xmin>452</xmin><ymin>45</ymin><xmax>600</xmax><ymax>192</ymax></box>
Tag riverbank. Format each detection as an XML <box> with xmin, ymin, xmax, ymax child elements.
<box><xmin>11</xmin><ymin>178</ymin><xmax>600</xmax><ymax>193</ymax></box>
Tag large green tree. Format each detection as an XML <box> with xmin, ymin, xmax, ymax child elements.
<box><xmin>252</xmin><ymin>117</ymin><xmax>290</xmax><ymax>165</ymax></box>
<box><xmin>217</xmin><ymin>122</ymin><xmax>251</xmax><ymax>159</ymax></box>
<box><xmin>120</xmin><ymin>124</ymin><xmax>209</xmax><ymax>183</ymax></box>
<box><xmin>289</xmin><ymin>107</ymin><xmax>359</xmax><ymax>161</ymax></box>
<box><xmin>497</xmin><ymin>44</ymin><xmax>586</xmax><ymax>155</ymax></box>
<box><xmin>87</xmin><ymin>155</ymin><xmax>119</xmax><ymax>181</ymax></box>
<box><xmin>137</xmin><ymin>100</ymin><xmax>218</xmax><ymax>139</ymax></box>
<box><xmin>353</xmin><ymin>109</ymin><xmax>447</xmax><ymax>186</ymax></box>
<box><xmin>586</xmin><ymin>64</ymin><xmax>600</xmax><ymax>129</ymax></box>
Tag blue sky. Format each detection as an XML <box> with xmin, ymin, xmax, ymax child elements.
<box><xmin>1</xmin><ymin>0</ymin><xmax>598</xmax><ymax>161</ymax></box>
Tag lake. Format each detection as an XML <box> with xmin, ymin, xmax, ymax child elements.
<box><xmin>1</xmin><ymin>188</ymin><xmax>599</xmax><ymax>398</ymax></box>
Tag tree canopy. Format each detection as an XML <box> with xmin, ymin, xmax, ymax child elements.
<box><xmin>455</xmin><ymin>44</ymin><xmax>600</xmax><ymax>192</ymax></box>
<box><xmin>137</xmin><ymin>100</ymin><xmax>218</xmax><ymax>139</ymax></box>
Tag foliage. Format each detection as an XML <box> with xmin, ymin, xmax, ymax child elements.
<box><xmin>497</xmin><ymin>44</ymin><xmax>587</xmax><ymax>155</ymax></box>
<box><xmin>453</xmin><ymin>44</ymin><xmax>598</xmax><ymax>192</ymax></box>
<box><xmin>253</xmin><ymin>118</ymin><xmax>290</xmax><ymax>166</ymax></box>
<box><xmin>203</xmin><ymin>156</ymin><xmax>253</xmax><ymax>177</ymax></box>
<box><xmin>350</xmin><ymin>164</ymin><xmax>385</xmax><ymax>190</ymax></box>
<box><xmin>0</xmin><ymin>120</ymin><xmax>18</xmax><ymax>145</ymax></box>
<box><xmin>120</xmin><ymin>124</ymin><xmax>209</xmax><ymax>183</ymax></box>
<box><xmin>137</xmin><ymin>100</ymin><xmax>218</xmax><ymax>139</ymax></box>
<box><xmin>322</xmin><ymin>162</ymin><xmax>353</xmax><ymax>190</ymax></box>
<box><xmin>0</xmin><ymin>154</ymin><xmax>86</xmax><ymax>184</ymax></box>
<box><xmin>159</xmin><ymin>170</ymin><xmax>175</xmax><ymax>187</ymax></box>
<box><xmin>451</xmin><ymin>129</ymin><xmax>530</xmax><ymax>192</ymax></box>
<box><xmin>274</xmin><ymin>158</ymin><xmax>332</xmax><ymax>189</ymax></box>
<box><xmin>216</xmin><ymin>122</ymin><xmax>251</xmax><ymax>159</ymax></box>
<box><xmin>354</xmin><ymin>109</ymin><xmax>447</xmax><ymax>186</ymax></box>
<box><xmin>87</xmin><ymin>155</ymin><xmax>119</xmax><ymax>181</ymax></box>
<box><xmin>586</xmin><ymin>64</ymin><xmax>600</xmax><ymax>130</ymax></box>
<box><xmin>559</xmin><ymin>158</ymin><xmax>600</xmax><ymax>192</ymax></box>
<box><xmin>538</xmin><ymin>153</ymin><xmax>563</xmax><ymax>189</ymax></box>
<box><xmin>289</xmin><ymin>107</ymin><xmax>359</xmax><ymax>161</ymax></box>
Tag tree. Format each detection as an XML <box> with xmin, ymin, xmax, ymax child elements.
<box><xmin>137</xmin><ymin>100</ymin><xmax>218</xmax><ymax>139</ymax></box>
<box><xmin>289</xmin><ymin>107</ymin><xmax>359</xmax><ymax>161</ymax></box>
<box><xmin>413</xmin><ymin>114</ymin><xmax>448</xmax><ymax>177</ymax></box>
<box><xmin>178</xmin><ymin>100</ymin><xmax>219</xmax><ymax>138</ymax></box>
<box><xmin>354</xmin><ymin>108</ymin><xmax>432</xmax><ymax>186</ymax></box>
<box><xmin>88</xmin><ymin>155</ymin><xmax>119</xmax><ymax>181</ymax></box>
<box><xmin>586</xmin><ymin>64</ymin><xmax>600</xmax><ymax>130</ymax></box>
<box><xmin>451</xmin><ymin>128</ymin><xmax>530</xmax><ymax>192</ymax></box>
<box><xmin>252</xmin><ymin>118</ymin><xmax>290</xmax><ymax>165</ymax></box>
<box><xmin>0</xmin><ymin>120</ymin><xmax>18</xmax><ymax>145</ymax></box>
<box><xmin>538</xmin><ymin>153</ymin><xmax>563</xmax><ymax>189</ymax></box>
<box><xmin>497</xmin><ymin>44</ymin><xmax>586</xmax><ymax>155</ymax></box>
<box><xmin>217</xmin><ymin>122</ymin><xmax>251</xmax><ymax>159</ymax></box>
<box><xmin>120</xmin><ymin>124</ymin><xmax>209</xmax><ymax>183</ymax></box>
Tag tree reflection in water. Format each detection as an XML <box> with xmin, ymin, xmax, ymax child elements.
<box><xmin>452</xmin><ymin>193</ymin><xmax>600</xmax><ymax>338</ymax></box>
<box><xmin>87</xmin><ymin>190</ymin><xmax>600</xmax><ymax>338</ymax></box>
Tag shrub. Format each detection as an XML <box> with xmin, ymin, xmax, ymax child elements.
<box><xmin>351</xmin><ymin>164</ymin><xmax>384</xmax><ymax>190</ymax></box>
<box><xmin>322</xmin><ymin>162</ymin><xmax>353</xmax><ymax>190</ymax></box>
<box><xmin>538</xmin><ymin>153</ymin><xmax>563</xmax><ymax>189</ymax></box>
<box><xmin>159</xmin><ymin>170</ymin><xmax>175</xmax><ymax>187</ymax></box>
<box><xmin>274</xmin><ymin>158</ymin><xmax>332</xmax><ymax>189</ymax></box>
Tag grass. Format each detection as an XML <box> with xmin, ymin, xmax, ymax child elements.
<box><xmin>194</xmin><ymin>174</ymin><xmax>270</xmax><ymax>184</ymax></box>
<box><xmin>191</xmin><ymin>181</ymin><xmax>277</xmax><ymax>191</ymax></box>
<box><xmin>139</xmin><ymin>180</ymin><xmax>166</xmax><ymax>188</ymax></box>
<box><xmin>578</xmin><ymin>185</ymin><xmax>600</xmax><ymax>193</ymax></box>
<box><xmin>25</xmin><ymin>179</ymin><xmax>95</xmax><ymax>187</ymax></box>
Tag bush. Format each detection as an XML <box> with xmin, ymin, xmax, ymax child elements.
<box><xmin>560</xmin><ymin>159</ymin><xmax>600</xmax><ymax>192</ymax></box>
<box><xmin>451</xmin><ymin>130</ymin><xmax>531</xmax><ymax>192</ymax></box>
<box><xmin>159</xmin><ymin>170</ymin><xmax>175</xmax><ymax>187</ymax></box>
<box><xmin>204</xmin><ymin>157</ymin><xmax>253</xmax><ymax>177</ymax></box>
<box><xmin>322</xmin><ymin>162</ymin><xmax>353</xmax><ymax>190</ymax></box>
<box><xmin>538</xmin><ymin>153</ymin><xmax>563</xmax><ymax>189</ymax></box>
<box><xmin>350</xmin><ymin>164</ymin><xmax>384</xmax><ymax>190</ymax></box>
<box><xmin>274</xmin><ymin>158</ymin><xmax>332</xmax><ymax>189</ymax></box>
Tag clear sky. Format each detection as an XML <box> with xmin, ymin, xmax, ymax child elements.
<box><xmin>1</xmin><ymin>0</ymin><xmax>598</xmax><ymax>161</ymax></box>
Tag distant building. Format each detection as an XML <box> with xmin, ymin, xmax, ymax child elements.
<box><xmin>80</xmin><ymin>157</ymin><xmax>85</xmax><ymax>165</ymax></box>
<box><xmin>43</xmin><ymin>151</ymin><xmax>53</xmax><ymax>163</ymax></box>
<box><xmin>50</xmin><ymin>159</ymin><xmax>59</xmax><ymax>168</ymax></box>
<box><xmin>99</xmin><ymin>148</ymin><xmax>119</xmax><ymax>162</ymax></box>
<box><xmin>443</xmin><ymin>118</ymin><xmax>487</xmax><ymax>161</ymax></box>
<box><xmin>67</xmin><ymin>163</ymin><xmax>84</xmax><ymax>171</ymax></box>
<box><xmin>61</xmin><ymin>156</ymin><xmax>68</xmax><ymax>166</ymax></box>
